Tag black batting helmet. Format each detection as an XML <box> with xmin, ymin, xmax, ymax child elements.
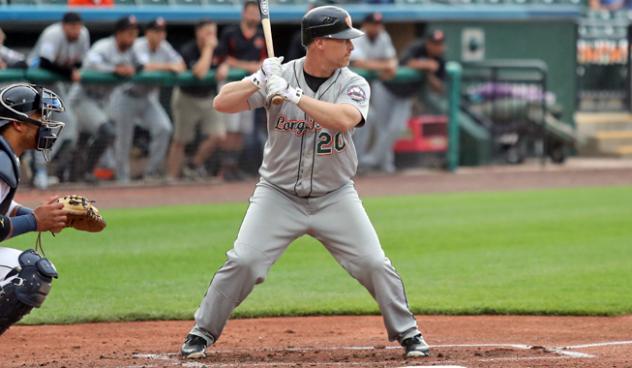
<box><xmin>301</xmin><ymin>6</ymin><xmax>364</xmax><ymax>47</ymax></box>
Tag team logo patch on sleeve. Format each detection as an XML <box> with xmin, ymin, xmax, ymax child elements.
<box><xmin>346</xmin><ymin>85</ymin><xmax>367</xmax><ymax>103</ymax></box>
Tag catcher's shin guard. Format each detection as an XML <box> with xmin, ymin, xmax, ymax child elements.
<box><xmin>0</xmin><ymin>248</ymin><xmax>58</xmax><ymax>335</ymax></box>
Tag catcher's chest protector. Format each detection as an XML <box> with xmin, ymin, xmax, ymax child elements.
<box><xmin>0</xmin><ymin>248</ymin><xmax>58</xmax><ymax>336</ymax></box>
<box><xmin>0</xmin><ymin>136</ymin><xmax>19</xmax><ymax>215</ymax></box>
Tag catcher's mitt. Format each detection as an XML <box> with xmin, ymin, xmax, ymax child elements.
<box><xmin>59</xmin><ymin>195</ymin><xmax>106</xmax><ymax>232</ymax></box>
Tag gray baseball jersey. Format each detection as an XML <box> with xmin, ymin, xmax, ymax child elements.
<box><xmin>0</xmin><ymin>46</ymin><xmax>25</xmax><ymax>66</ymax></box>
<box><xmin>79</xmin><ymin>36</ymin><xmax>139</xmax><ymax>100</ymax></box>
<box><xmin>122</xmin><ymin>37</ymin><xmax>183</xmax><ymax>98</ymax></box>
<box><xmin>350</xmin><ymin>30</ymin><xmax>396</xmax><ymax>61</ymax></box>
<box><xmin>247</xmin><ymin>57</ymin><xmax>370</xmax><ymax>197</ymax></box>
<box><xmin>190</xmin><ymin>58</ymin><xmax>423</xmax><ymax>347</ymax></box>
<box><xmin>29</xmin><ymin>22</ymin><xmax>90</xmax><ymax>67</ymax></box>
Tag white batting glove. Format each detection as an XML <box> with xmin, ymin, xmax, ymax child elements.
<box><xmin>244</xmin><ymin>57</ymin><xmax>284</xmax><ymax>91</ymax></box>
<box><xmin>266</xmin><ymin>75</ymin><xmax>303</xmax><ymax>105</ymax></box>
<box><xmin>261</xmin><ymin>56</ymin><xmax>283</xmax><ymax>78</ymax></box>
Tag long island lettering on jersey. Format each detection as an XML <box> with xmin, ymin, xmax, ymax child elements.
<box><xmin>247</xmin><ymin>57</ymin><xmax>370</xmax><ymax>198</ymax></box>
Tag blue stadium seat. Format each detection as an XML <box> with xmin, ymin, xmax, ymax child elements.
<box><xmin>115</xmin><ymin>0</ymin><xmax>138</xmax><ymax>4</ymax></box>
<box><xmin>395</xmin><ymin>0</ymin><xmax>430</xmax><ymax>5</ymax></box>
<box><xmin>140</xmin><ymin>0</ymin><xmax>170</xmax><ymax>4</ymax></box>
<box><xmin>8</xmin><ymin>0</ymin><xmax>38</xmax><ymax>4</ymax></box>
<box><xmin>173</xmin><ymin>0</ymin><xmax>202</xmax><ymax>4</ymax></box>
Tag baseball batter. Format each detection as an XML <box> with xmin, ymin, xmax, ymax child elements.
<box><xmin>181</xmin><ymin>6</ymin><xmax>430</xmax><ymax>360</ymax></box>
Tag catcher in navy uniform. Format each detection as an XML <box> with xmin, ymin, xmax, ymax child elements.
<box><xmin>0</xmin><ymin>83</ymin><xmax>68</xmax><ymax>335</ymax></box>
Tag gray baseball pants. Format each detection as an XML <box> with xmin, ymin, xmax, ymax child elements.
<box><xmin>190</xmin><ymin>179</ymin><xmax>421</xmax><ymax>345</ymax></box>
<box><xmin>355</xmin><ymin>81</ymin><xmax>412</xmax><ymax>172</ymax></box>
<box><xmin>110</xmin><ymin>90</ymin><xmax>172</xmax><ymax>182</ymax></box>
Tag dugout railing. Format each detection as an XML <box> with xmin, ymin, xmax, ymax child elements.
<box><xmin>0</xmin><ymin>64</ymin><xmax>517</xmax><ymax>175</ymax></box>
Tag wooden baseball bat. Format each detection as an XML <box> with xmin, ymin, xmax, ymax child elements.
<box><xmin>258</xmin><ymin>0</ymin><xmax>284</xmax><ymax>105</ymax></box>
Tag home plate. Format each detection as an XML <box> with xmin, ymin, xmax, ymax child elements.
<box><xmin>398</xmin><ymin>366</ymin><xmax>466</xmax><ymax>368</ymax></box>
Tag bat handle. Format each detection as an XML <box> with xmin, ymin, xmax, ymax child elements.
<box><xmin>271</xmin><ymin>95</ymin><xmax>284</xmax><ymax>105</ymax></box>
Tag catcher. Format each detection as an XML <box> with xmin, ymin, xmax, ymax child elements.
<box><xmin>0</xmin><ymin>83</ymin><xmax>105</xmax><ymax>336</ymax></box>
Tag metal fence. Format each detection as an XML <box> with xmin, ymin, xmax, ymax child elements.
<box><xmin>460</xmin><ymin>60</ymin><xmax>574</xmax><ymax>165</ymax></box>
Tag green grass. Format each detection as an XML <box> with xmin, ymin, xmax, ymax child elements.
<box><xmin>6</xmin><ymin>185</ymin><xmax>632</xmax><ymax>324</ymax></box>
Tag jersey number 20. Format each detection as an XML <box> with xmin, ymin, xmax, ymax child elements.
<box><xmin>317</xmin><ymin>132</ymin><xmax>346</xmax><ymax>155</ymax></box>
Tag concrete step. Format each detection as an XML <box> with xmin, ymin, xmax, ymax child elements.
<box><xmin>575</xmin><ymin>113</ymin><xmax>632</xmax><ymax>156</ymax></box>
<box><xmin>594</xmin><ymin>130</ymin><xmax>632</xmax><ymax>149</ymax></box>
<box><xmin>575</xmin><ymin>112</ymin><xmax>632</xmax><ymax>137</ymax></box>
<box><xmin>580</xmin><ymin>134</ymin><xmax>632</xmax><ymax>156</ymax></box>
<box><xmin>615</xmin><ymin>145</ymin><xmax>632</xmax><ymax>158</ymax></box>
<box><xmin>575</xmin><ymin>112</ymin><xmax>632</xmax><ymax>125</ymax></box>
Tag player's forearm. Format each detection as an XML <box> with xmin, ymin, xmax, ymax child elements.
<box><xmin>298</xmin><ymin>96</ymin><xmax>361</xmax><ymax>132</ymax></box>
<box><xmin>213</xmin><ymin>79</ymin><xmax>258</xmax><ymax>113</ymax></box>
<box><xmin>351</xmin><ymin>58</ymin><xmax>397</xmax><ymax>72</ymax></box>
<box><xmin>0</xmin><ymin>214</ymin><xmax>37</xmax><ymax>242</ymax></box>
<box><xmin>226</xmin><ymin>57</ymin><xmax>259</xmax><ymax>74</ymax></box>
<box><xmin>142</xmin><ymin>62</ymin><xmax>184</xmax><ymax>72</ymax></box>
<box><xmin>39</xmin><ymin>58</ymin><xmax>74</xmax><ymax>80</ymax></box>
<box><xmin>84</xmin><ymin>62</ymin><xmax>115</xmax><ymax>73</ymax></box>
<box><xmin>9</xmin><ymin>201</ymin><xmax>32</xmax><ymax>217</ymax></box>
<box><xmin>192</xmin><ymin>48</ymin><xmax>214</xmax><ymax>79</ymax></box>
<box><xmin>406</xmin><ymin>59</ymin><xmax>433</xmax><ymax>72</ymax></box>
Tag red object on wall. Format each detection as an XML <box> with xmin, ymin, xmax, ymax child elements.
<box><xmin>394</xmin><ymin>115</ymin><xmax>448</xmax><ymax>153</ymax></box>
<box><xmin>69</xmin><ymin>0</ymin><xmax>114</xmax><ymax>7</ymax></box>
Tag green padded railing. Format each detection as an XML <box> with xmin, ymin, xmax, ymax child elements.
<box><xmin>446</xmin><ymin>61</ymin><xmax>462</xmax><ymax>173</ymax></box>
<box><xmin>0</xmin><ymin>66</ymin><xmax>460</xmax><ymax>168</ymax></box>
<box><xmin>0</xmin><ymin>67</ymin><xmax>425</xmax><ymax>85</ymax></box>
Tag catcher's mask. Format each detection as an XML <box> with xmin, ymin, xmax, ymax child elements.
<box><xmin>0</xmin><ymin>83</ymin><xmax>65</xmax><ymax>161</ymax></box>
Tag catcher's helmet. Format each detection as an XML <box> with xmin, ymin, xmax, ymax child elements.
<box><xmin>0</xmin><ymin>83</ymin><xmax>65</xmax><ymax>159</ymax></box>
<box><xmin>301</xmin><ymin>6</ymin><xmax>364</xmax><ymax>47</ymax></box>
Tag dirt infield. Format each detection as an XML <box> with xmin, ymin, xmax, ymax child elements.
<box><xmin>2</xmin><ymin>316</ymin><xmax>632</xmax><ymax>368</ymax></box>
<box><xmin>3</xmin><ymin>159</ymin><xmax>632</xmax><ymax>368</ymax></box>
<box><xmin>13</xmin><ymin>159</ymin><xmax>632</xmax><ymax>209</ymax></box>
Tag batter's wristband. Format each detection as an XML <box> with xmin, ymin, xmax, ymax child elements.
<box><xmin>286</xmin><ymin>86</ymin><xmax>303</xmax><ymax>105</ymax></box>
<box><xmin>244</xmin><ymin>70</ymin><xmax>266</xmax><ymax>91</ymax></box>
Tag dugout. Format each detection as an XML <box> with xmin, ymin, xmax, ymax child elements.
<box><xmin>0</xmin><ymin>2</ymin><xmax>582</xmax><ymax>170</ymax></box>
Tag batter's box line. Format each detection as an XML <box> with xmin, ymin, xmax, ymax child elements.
<box><xmin>128</xmin><ymin>354</ymin><xmax>584</xmax><ymax>368</ymax></box>
<box><xmin>131</xmin><ymin>341</ymin><xmax>597</xmax><ymax>366</ymax></box>
<box><xmin>560</xmin><ymin>339</ymin><xmax>632</xmax><ymax>350</ymax></box>
<box><xmin>275</xmin><ymin>343</ymin><xmax>596</xmax><ymax>358</ymax></box>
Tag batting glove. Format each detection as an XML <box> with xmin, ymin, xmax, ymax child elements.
<box><xmin>266</xmin><ymin>75</ymin><xmax>303</xmax><ymax>105</ymax></box>
<box><xmin>244</xmin><ymin>57</ymin><xmax>284</xmax><ymax>91</ymax></box>
<box><xmin>261</xmin><ymin>57</ymin><xmax>283</xmax><ymax>78</ymax></box>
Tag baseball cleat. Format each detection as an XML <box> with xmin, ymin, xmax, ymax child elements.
<box><xmin>402</xmin><ymin>334</ymin><xmax>430</xmax><ymax>358</ymax></box>
<box><xmin>180</xmin><ymin>334</ymin><xmax>209</xmax><ymax>359</ymax></box>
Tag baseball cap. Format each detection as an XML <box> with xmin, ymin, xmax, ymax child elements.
<box><xmin>146</xmin><ymin>17</ymin><xmax>167</xmax><ymax>32</ymax></box>
<box><xmin>114</xmin><ymin>15</ymin><xmax>139</xmax><ymax>33</ymax></box>
<box><xmin>427</xmin><ymin>29</ymin><xmax>445</xmax><ymax>43</ymax></box>
<box><xmin>363</xmin><ymin>12</ymin><xmax>383</xmax><ymax>24</ymax></box>
<box><xmin>62</xmin><ymin>12</ymin><xmax>82</xmax><ymax>24</ymax></box>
